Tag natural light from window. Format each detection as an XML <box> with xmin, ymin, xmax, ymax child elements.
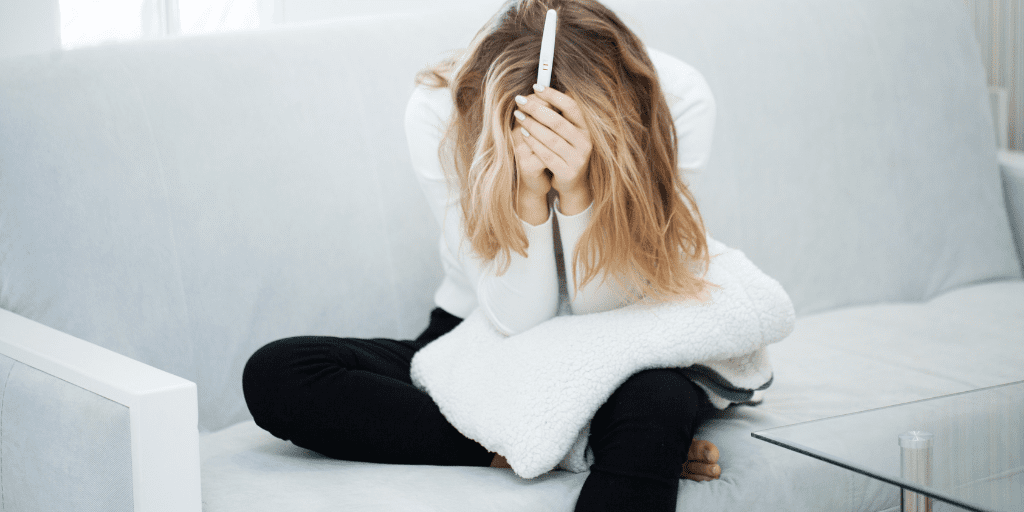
<box><xmin>60</xmin><ymin>0</ymin><xmax>145</xmax><ymax>49</ymax></box>
<box><xmin>59</xmin><ymin>0</ymin><xmax>260</xmax><ymax>49</ymax></box>
<box><xmin>179</xmin><ymin>0</ymin><xmax>258</xmax><ymax>36</ymax></box>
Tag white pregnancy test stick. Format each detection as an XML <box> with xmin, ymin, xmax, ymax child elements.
<box><xmin>537</xmin><ymin>9</ymin><xmax>557</xmax><ymax>88</ymax></box>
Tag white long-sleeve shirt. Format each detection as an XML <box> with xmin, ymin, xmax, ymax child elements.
<box><xmin>403</xmin><ymin>47</ymin><xmax>716</xmax><ymax>335</ymax></box>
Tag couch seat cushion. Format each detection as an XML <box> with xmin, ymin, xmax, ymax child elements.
<box><xmin>200</xmin><ymin>280</ymin><xmax>1024</xmax><ymax>512</ymax></box>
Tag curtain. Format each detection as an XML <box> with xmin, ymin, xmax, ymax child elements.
<box><xmin>965</xmin><ymin>0</ymin><xmax>1024</xmax><ymax>151</ymax></box>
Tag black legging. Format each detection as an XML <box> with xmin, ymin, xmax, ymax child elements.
<box><xmin>242</xmin><ymin>308</ymin><xmax>711</xmax><ymax>512</ymax></box>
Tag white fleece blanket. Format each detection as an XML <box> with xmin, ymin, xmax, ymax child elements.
<box><xmin>409</xmin><ymin>238</ymin><xmax>795</xmax><ymax>478</ymax></box>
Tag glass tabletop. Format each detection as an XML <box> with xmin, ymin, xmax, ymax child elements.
<box><xmin>752</xmin><ymin>381</ymin><xmax>1024</xmax><ymax>512</ymax></box>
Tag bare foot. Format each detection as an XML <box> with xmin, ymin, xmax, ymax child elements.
<box><xmin>680</xmin><ymin>439</ymin><xmax>721</xmax><ymax>482</ymax></box>
<box><xmin>489</xmin><ymin>453</ymin><xmax>512</xmax><ymax>469</ymax></box>
<box><xmin>490</xmin><ymin>440</ymin><xmax>721</xmax><ymax>479</ymax></box>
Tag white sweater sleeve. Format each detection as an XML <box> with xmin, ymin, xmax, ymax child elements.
<box><xmin>404</xmin><ymin>84</ymin><xmax>559</xmax><ymax>335</ymax></box>
<box><xmin>558</xmin><ymin>49</ymin><xmax>717</xmax><ymax>315</ymax></box>
<box><xmin>555</xmin><ymin>200</ymin><xmax>630</xmax><ymax>315</ymax></box>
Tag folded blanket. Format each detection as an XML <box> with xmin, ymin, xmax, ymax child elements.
<box><xmin>409</xmin><ymin>238</ymin><xmax>796</xmax><ymax>478</ymax></box>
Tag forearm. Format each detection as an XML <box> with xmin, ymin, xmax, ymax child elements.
<box><xmin>517</xmin><ymin>190</ymin><xmax>550</xmax><ymax>226</ymax></box>
<box><xmin>477</xmin><ymin>207</ymin><xmax>560</xmax><ymax>335</ymax></box>
<box><xmin>557</xmin><ymin>186</ymin><xmax>592</xmax><ymax>216</ymax></box>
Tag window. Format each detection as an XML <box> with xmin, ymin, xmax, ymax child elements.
<box><xmin>179</xmin><ymin>0</ymin><xmax>259</xmax><ymax>36</ymax></box>
<box><xmin>59</xmin><ymin>0</ymin><xmax>261</xmax><ymax>50</ymax></box>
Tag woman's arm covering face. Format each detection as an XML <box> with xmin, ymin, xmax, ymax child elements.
<box><xmin>404</xmin><ymin>85</ymin><xmax>560</xmax><ymax>336</ymax></box>
<box><xmin>558</xmin><ymin>48</ymin><xmax>718</xmax><ymax>314</ymax></box>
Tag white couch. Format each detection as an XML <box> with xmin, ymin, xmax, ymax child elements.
<box><xmin>0</xmin><ymin>0</ymin><xmax>1022</xmax><ymax>510</ymax></box>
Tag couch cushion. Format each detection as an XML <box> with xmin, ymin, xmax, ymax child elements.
<box><xmin>199</xmin><ymin>280</ymin><xmax>1024</xmax><ymax>512</ymax></box>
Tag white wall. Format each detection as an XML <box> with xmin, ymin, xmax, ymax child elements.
<box><xmin>0</xmin><ymin>0</ymin><xmax>61</xmax><ymax>59</ymax></box>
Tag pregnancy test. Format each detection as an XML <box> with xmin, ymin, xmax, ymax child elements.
<box><xmin>537</xmin><ymin>9</ymin><xmax>557</xmax><ymax>87</ymax></box>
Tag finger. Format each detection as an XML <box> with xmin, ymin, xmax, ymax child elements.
<box><xmin>520</xmin><ymin>126</ymin><xmax>567</xmax><ymax>172</ymax></box>
<box><xmin>515</xmin><ymin>111</ymin><xmax>575</xmax><ymax>162</ymax></box>
<box><xmin>682</xmin><ymin>461</ymin><xmax>721</xmax><ymax>478</ymax></box>
<box><xmin>515</xmin><ymin>95</ymin><xmax>585</xmax><ymax>150</ymax></box>
<box><xmin>531</xmin><ymin>84</ymin><xmax>587</xmax><ymax>130</ymax></box>
<box><xmin>511</xmin><ymin>126</ymin><xmax>545</xmax><ymax>177</ymax></box>
<box><xmin>687</xmin><ymin>440</ymin><xmax>720</xmax><ymax>463</ymax></box>
<box><xmin>511</xmin><ymin>120</ymin><xmax>530</xmax><ymax>151</ymax></box>
<box><xmin>680</xmin><ymin>472</ymin><xmax>716</xmax><ymax>482</ymax></box>
<box><xmin>512</xmin><ymin>119</ymin><xmax>533</xmax><ymax>149</ymax></box>
<box><xmin>516</xmin><ymin>92</ymin><xmax>553</xmax><ymax>111</ymax></box>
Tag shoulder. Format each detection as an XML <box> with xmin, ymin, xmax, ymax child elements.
<box><xmin>646</xmin><ymin>47</ymin><xmax>715</xmax><ymax>112</ymax></box>
<box><xmin>646</xmin><ymin>47</ymin><xmax>717</xmax><ymax>172</ymax></box>
<box><xmin>404</xmin><ymin>83</ymin><xmax>456</xmax><ymax>181</ymax></box>
<box><xmin>404</xmin><ymin>82</ymin><xmax>454</xmax><ymax>136</ymax></box>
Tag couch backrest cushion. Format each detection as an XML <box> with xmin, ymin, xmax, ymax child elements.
<box><xmin>608</xmin><ymin>0</ymin><xmax>1022</xmax><ymax>313</ymax></box>
<box><xmin>0</xmin><ymin>9</ymin><xmax>489</xmax><ymax>431</ymax></box>
<box><xmin>0</xmin><ymin>0</ymin><xmax>1020</xmax><ymax>431</ymax></box>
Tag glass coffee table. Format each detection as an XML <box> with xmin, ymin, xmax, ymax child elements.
<box><xmin>752</xmin><ymin>381</ymin><xmax>1023</xmax><ymax>512</ymax></box>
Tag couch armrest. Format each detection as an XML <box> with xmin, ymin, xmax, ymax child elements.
<box><xmin>0</xmin><ymin>308</ymin><xmax>200</xmax><ymax>512</ymax></box>
<box><xmin>1000</xmin><ymin>149</ymin><xmax>1024</xmax><ymax>272</ymax></box>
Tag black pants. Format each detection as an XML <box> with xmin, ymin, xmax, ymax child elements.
<box><xmin>242</xmin><ymin>308</ymin><xmax>711</xmax><ymax>512</ymax></box>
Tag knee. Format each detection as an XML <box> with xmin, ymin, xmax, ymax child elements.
<box><xmin>605</xmin><ymin>369</ymin><xmax>702</xmax><ymax>427</ymax></box>
<box><xmin>242</xmin><ymin>336</ymin><xmax>346</xmax><ymax>388</ymax></box>
<box><xmin>242</xmin><ymin>337</ymin><xmax>324</xmax><ymax>429</ymax></box>
<box><xmin>242</xmin><ymin>338</ymin><xmax>295</xmax><ymax>398</ymax></box>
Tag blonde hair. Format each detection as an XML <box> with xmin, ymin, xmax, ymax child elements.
<box><xmin>416</xmin><ymin>0</ymin><xmax>715</xmax><ymax>302</ymax></box>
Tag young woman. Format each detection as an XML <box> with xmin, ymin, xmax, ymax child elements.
<box><xmin>243</xmin><ymin>1</ymin><xmax>722</xmax><ymax>510</ymax></box>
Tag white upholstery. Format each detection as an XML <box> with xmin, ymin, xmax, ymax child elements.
<box><xmin>0</xmin><ymin>354</ymin><xmax>133</xmax><ymax>512</ymax></box>
<box><xmin>1001</xmin><ymin>150</ymin><xmax>1024</xmax><ymax>270</ymax></box>
<box><xmin>0</xmin><ymin>308</ymin><xmax>200</xmax><ymax>512</ymax></box>
<box><xmin>198</xmin><ymin>280</ymin><xmax>1024</xmax><ymax>512</ymax></box>
<box><xmin>0</xmin><ymin>0</ymin><xmax>1021</xmax><ymax>510</ymax></box>
<box><xmin>0</xmin><ymin>0</ymin><xmax>1019</xmax><ymax>433</ymax></box>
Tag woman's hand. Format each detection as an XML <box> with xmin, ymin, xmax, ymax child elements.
<box><xmin>510</xmin><ymin>104</ymin><xmax>552</xmax><ymax>226</ymax></box>
<box><xmin>512</xmin><ymin>84</ymin><xmax>593</xmax><ymax>216</ymax></box>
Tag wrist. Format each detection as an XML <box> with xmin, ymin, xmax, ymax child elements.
<box><xmin>557</xmin><ymin>187</ymin><xmax>592</xmax><ymax>216</ymax></box>
<box><xmin>517</xmin><ymin>191</ymin><xmax>550</xmax><ymax>226</ymax></box>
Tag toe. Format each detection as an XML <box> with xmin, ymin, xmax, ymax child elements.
<box><xmin>681</xmin><ymin>461</ymin><xmax>721</xmax><ymax>479</ymax></box>
<box><xmin>687</xmin><ymin>440</ymin><xmax>720</xmax><ymax>463</ymax></box>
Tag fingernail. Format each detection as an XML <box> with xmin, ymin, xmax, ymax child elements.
<box><xmin>533</xmin><ymin>83</ymin><xmax>545</xmax><ymax>92</ymax></box>
<box><xmin>705</xmin><ymin>449</ymin><xmax>712</xmax><ymax>459</ymax></box>
<box><xmin>521</xmin><ymin>127</ymin><xmax>530</xmax><ymax>137</ymax></box>
<box><xmin>514</xmin><ymin>110</ymin><xmax>526</xmax><ymax>121</ymax></box>
<box><xmin>515</xmin><ymin>95</ymin><xmax>527</xmax><ymax>105</ymax></box>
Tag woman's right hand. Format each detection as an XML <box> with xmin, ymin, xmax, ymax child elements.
<box><xmin>511</xmin><ymin>116</ymin><xmax>552</xmax><ymax>225</ymax></box>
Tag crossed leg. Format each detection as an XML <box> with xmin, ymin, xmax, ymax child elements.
<box><xmin>489</xmin><ymin>438</ymin><xmax>721</xmax><ymax>481</ymax></box>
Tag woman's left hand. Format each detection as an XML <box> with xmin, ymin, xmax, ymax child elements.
<box><xmin>513</xmin><ymin>84</ymin><xmax>593</xmax><ymax>215</ymax></box>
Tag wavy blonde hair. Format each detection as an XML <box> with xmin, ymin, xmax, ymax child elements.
<box><xmin>417</xmin><ymin>0</ymin><xmax>715</xmax><ymax>302</ymax></box>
